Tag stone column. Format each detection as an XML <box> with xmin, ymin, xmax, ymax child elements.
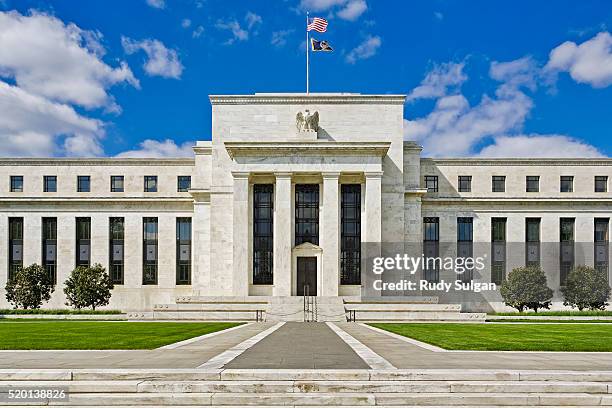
<box><xmin>273</xmin><ymin>173</ymin><xmax>292</xmax><ymax>296</ymax></box>
<box><xmin>321</xmin><ymin>172</ymin><xmax>340</xmax><ymax>296</ymax></box>
<box><xmin>232</xmin><ymin>172</ymin><xmax>249</xmax><ymax>296</ymax></box>
<box><xmin>192</xmin><ymin>195</ymin><xmax>211</xmax><ymax>295</ymax></box>
<box><xmin>364</xmin><ymin>172</ymin><xmax>383</xmax><ymax>244</ymax></box>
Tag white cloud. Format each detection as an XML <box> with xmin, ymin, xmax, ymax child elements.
<box><xmin>478</xmin><ymin>134</ymin><xmax>604</xmax><ymax>158</ymax></box>
<box><xmin>544</xmin><ymin>31</ymin><xmax>612</xmax><ymax>88</ymax></box>
<box><xmin>0</xmin><ymin>11</ymin><xmax>138</xmax><ymax>110</ymax></box>
<box><xmin>405</xmin><ymin>62</ymin><xmax>467</xmax><ymax>102</ymax></box>
<box><xmin>245</xmin><ymin>11</ymin><xmax>262</xmax><ymax>30</ymax></box>
<box><xmin>215</xmin><ymin>19</ymin><xmax>249</xmax><ymax>44</ymax></box>
<box><xmin>122</xmin><ymin>37</ymin><xmax>183</xmax><ymax>79</ymax></box>
<box><xmin>300</xmin><ymin>0</ymin><xmax>368</xmax><ymax>21</ymax></box>
<box><xmin>146</xmin><ymin>0</ymin><xmax>165</xmax><ymax>9</ymax></box>
<box><xmin>490</xmin><ymin>56</ymin><xmax>538</xmax><ymax>90</ymax></box>
<box><xmin>192</xmin><ymin>26</ymin><xmax>204</xmax><ymax>38</ymax></box>
<box><xmin>181</xmin><ymin>18</ymin><xmax>191</xmax><ymax>28</ymax></box>
<box><xmin>116</xmin><ymin>139</ymin><xmax>194</xmax><ymax>158</ymax></box>
<box><xmin>271</xmin><ymin>29</ymin><xmax>294</xmax><ymax>47</ymax></box>
<box><xmin>345</xmin><ymin>35</ymin><xmax>381</xmax><ymax>64</ymax></box>
<box><xmin>0</xmin><ymin>80</ymin><xmax>103</xmax><ymax>157</ymax></box>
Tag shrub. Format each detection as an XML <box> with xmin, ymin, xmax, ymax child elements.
<box><xmin>562</xmin><ymin>265</ymin><xmax>611</xmax><ymax>311</ymax></box>
<box><xmin>5</xmin><ymin>263</ymin><xmax>54</xmax><ymax>309</ymax></box>
<box><xmin>64</xmin><ymin>264</ymin><xmax>114</xmax><ymax>310</ymax></box>
<box><xmin>500</xmin><ymin>266</ymin><xmax>553</xmax><ymax>313</ymax></box>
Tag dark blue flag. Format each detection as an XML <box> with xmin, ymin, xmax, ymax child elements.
<box><xmin>311</xmin><ymin>38</ymin><xmax>333</xmax><ymax>52</ymax></box>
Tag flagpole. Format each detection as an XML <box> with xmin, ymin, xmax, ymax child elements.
<box><xmin>306</xmin><ymin>11</ymin><xmax>309</xmax><ymax>94</ymax></box>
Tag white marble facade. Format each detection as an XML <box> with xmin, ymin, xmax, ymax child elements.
<box><xmin>0</xmin><ymin>93</ymin><xmax>611</xmax><ymax>311</ymax></box>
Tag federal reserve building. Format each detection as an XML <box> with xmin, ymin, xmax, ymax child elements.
<box><xmin>1</xmin><ymin>93</ymin><xmax>611</xmax><ymax>315</ymax></box>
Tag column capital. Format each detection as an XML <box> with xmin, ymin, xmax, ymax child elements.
<box><xmin>231</xmin><ymin>171</ymin><xmax>250</xmax><ymax>179</ymax></box>
<box><xmin>274</xmin><ymin>172</ymin><xmax>293</xmax><ymax>179</ymax></box>
<box><xmin>364</xmin><ymin>171</ymin><xmax>384</xmax><ymax>179</ymax></box>
<box><xmin>321</xmin><ymin>171</ymin><xmax>341</xmax><ymax>179</ymax></box>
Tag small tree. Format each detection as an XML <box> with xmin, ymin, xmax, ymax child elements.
<box><xmin>64</xmin><ymin>264</ymin><xmax>113</xmax><ymax>310</ymax></box>
<box><xmin>562</xmin><ymin>265</ymin><xmax>611</xmax><ymax>311</ymax></box>
<box><xmin>500</xmin><ymin>266</ymin><xmax>553</xmax><ymax>312</ymax></box>
<box><xmin>5</xmin><ymin>263</ymin><xmax>54</xmax><ymax>309</ymax></box>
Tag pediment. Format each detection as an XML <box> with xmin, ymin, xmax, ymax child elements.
<box><xmin>292</xmin><ymin>242</ymin><xmax>322</xmax><ymax>253</ymax></box>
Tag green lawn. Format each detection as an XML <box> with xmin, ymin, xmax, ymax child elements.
<box><xmin>491</xmin><ymin>310</ymin><xmax>612</xmax><ymax>316</ymax></box>
<box><xmin>488</xmin><ymin>319</ymin><xmax>612</xmax><ymax>323</ymax></box>
<box><xmin>0</xmin><ymin>321</ymin><xmax>242</xmax><ymax>350</ymax></box>
<box><xmin>370</xmin><ymin>323</ymin><xmax>612</xmax><ymax>351</ymax></box>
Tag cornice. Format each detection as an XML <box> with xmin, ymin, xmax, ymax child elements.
<box><xmin>0</xmin><ymin>197</ymin><xmax>193</xmax><ymax>203</ymax></box>
<box><xmin>209</xmin><ymin>94</ymin><xmax>406</xmax><ymax>105</ymax></box>
<box><xmin>224</xmin><ymin>141</ymin><xmax>391</xmax><ymax>159</ymax></box>
<box><xmin>421</xmin><ymin>158</ymin><xmax>612</xmax><ymax>166</ymax></box>
<box><xmin>0</xmin><ymin>158</ymin><xmax>195</xmax><ymax>166</ymax></box>
<box><xmin>422</xmin><ymin>197</ymin><xmax>612</xmax><ymax>204</ymax></box>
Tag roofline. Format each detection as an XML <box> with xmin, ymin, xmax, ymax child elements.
<box><xmin>0</xmin><ymin>158</ymin><xmax>195</xmax><ymax>166</ymax></box>
<box><xmin>422</xmin><ymin>157</ymin><xmax>612</xmax><ymax>166</ymax></box>
<box><xmin>209</xmin><ymin>93</ymin><xmax>406</xmax><ymax>105</ymax></box>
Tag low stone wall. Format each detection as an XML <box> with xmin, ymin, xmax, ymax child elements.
<box><xmin>0</xmin><ymin>314</ymin><xmax>128</xmax><ymax>320</ymax></box>
<box><xmin>488</xmin><ymin>315</ymin><xmax>612</xmax><ymax>321</ymax></box>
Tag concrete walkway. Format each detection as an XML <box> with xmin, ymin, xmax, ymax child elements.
<box><xmin>225</xmin><ymin>322</ymin><xmax>370</xmax><ymax>369</ymax></box>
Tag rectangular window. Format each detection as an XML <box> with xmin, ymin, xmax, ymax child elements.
<box><xmin>176</xmin><ymin>217</ymin><xmax>192</xmax><ymax>285</ymax></box>
<box><xmin>458</xmin><ymin>176</ymin><xmax>471</xmax><ymax>192</ymax></box>
<box><xmin>77</xmin><ymin>176</ymin><xmax>90</xmax><ymax>192</ymax></box>
<box><xmin>525</xmin><ymin>218</ymin><xmax>541</xmax><ymax>268</ymax></box>
<box><xmin>424</xmin><ymin>176</ymin><xmax>438</xmax><ymax>192</ymax></box>
<box><xmin>144</xmin><ymin>176</ymin><xmax>157</xmax><ymax>192</ymax></box>
<box><xmin>341</xmin><ymin>184</ymin><xmax>361</xmax><ymax>285</ymax></box>
<box><xmin>595</xmin><ymin>176</ymin><xmax>608</xmax><ymax>193</ymax></box>
<box><xmin>457</xmin><ymin>217</ymin><xmax>473</xmax><ymax>282</ymax></box>
<box><xmin>109</xmin><ymin>217</ymin><xmax>124</xmax><ymax>285</ymax></box>
<box><xmin>491</xmin><ymin>218</ymin><xmax>506</xmax><ymax>285</ymax></box>
<box><xmin>10</xmin><ymin>176</ymin><xmax>23</xmax><ymax>192</ymax></box>
<box><xmin>595</xmin><ymin>218</ymin><xmax>609</xmax><ymax>279</ymax></box>
<box><xmin>492</xmin><ymin>176</ymin><xmax>505</xmax><ymax>192</ymax></box>
<box><xmin>177</xmin><ymin>176</ymin><xmax>191</xmax><ymax>192</ymax></box>
<box><xmin>295</xmin><ymin>184</ymin><xmax>319</xmax><ymax>246</ymax></box>
<box><xmin>110</xmin><ymin>176</ymin><xmax>124</xmax><ymax>192</ymax></box>
<box><xmin>43</xmin><ymin>176</ymin><xmax>57</xmax><ymax>193</ymax></box>
<box><xmin>560</xmin><ymin>218</ymin><xmax>575</xmax><ymax>285</ymax></box>
<box><xmin>143</xmin><ymin>217</ymin><xmax>158</xmax><ymax>285</ymax></box>
<box><xmin>560</xmin><ymin>176</ymin><xmax>573</xmax><ymax>193</ymax></box>
<box><xmin>76</xmin><ymin>217</ymin><xmax>91</xmax><ymax>267</ymax></box>
<box><xmin>423</xmin><ymin>217</ymin><xmax>439</xmax><ymax>283</ymax></box>
<box><xmin>526</xmin><ymin>176</ymin><xmax>539</xmax><ymax>193</ymax></box>
<box><xmin>42</xmin><ymin>217</ymin><xmax>57</xmax><ymax>284</ymax></box>
<box><xmin>253</xmin><ymin>184</ymin><xmax>273</xmax><ymax>285</ymax></box>
<box><xmin>8</xmin><ymin>217</ymin><xmax>23</xmax><ymax>280</ymax></box>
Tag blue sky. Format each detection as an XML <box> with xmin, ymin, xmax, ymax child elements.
<box><xmin>0</xmin><ymin>0</ymin><xmax>611</xmax><ymax>157</ymax></box>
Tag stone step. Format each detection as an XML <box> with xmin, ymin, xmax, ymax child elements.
<box><xmin>345</xmin><ymin>304</ymin><xmax>461</xmax><ymax>312</ymax></box>
<box><xmin>352</xmin><ymin>311</ymin><xmax>486</xmax><ymax>322</ymax></box>
<box><xmin>29</xmin><ymin>392</ymin><xmax>612</xmax><ymax>406</ymax></box>
<box><xmin>344</xmin><ymin>296</ymin><xmax>439</xmax><ymax>304</ymax></box>
<box><xmin>175</xmin><ymin>296</ymin><xmax>269</xmax><ymax>304</ymax></box>
<box><xmin>154</xmin><ymin>303</ymin><xmax>267</xmax><ymax>311</ymax></box>
<box><xmin>128</xmin><ymin>311</ymin><xmax>263</xmax><ymax>321</ymax></box>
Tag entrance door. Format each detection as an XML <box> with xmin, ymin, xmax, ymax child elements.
<box><xmin>297</xmin><ymin>257</ymin><xmax>317</xmax><ymax>296</ymax></box>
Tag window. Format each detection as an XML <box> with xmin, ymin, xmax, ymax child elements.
<box><xmin>526</xmin><ymin>176</ymin><xmax>539</xmax><ymax>193</ymax></box>
<box><xmin>43</xmin><ymin>176</ymin><xmax>57</xmax><ymax>192</ymax></box>
<box><xmin>295</xmin><ymin>184</ymin><xmax>319</xmax><ymax>246</ymax></box>
<box><xmin>341</xmin><ymin>184</ymin><xmax>361</xmax><ymax>285</ymax></box>
<box><xmin>525</xmin><ymin>218</ymin><xmax>540</xmax><ymax>268</ymax></box>
<box><xmin>177</xmin><ymin>176</ymin><xmax>191</xmax><ymax>192</ymax></box>
<box><xmin>8</xmin><ymin>217</ymin><xmax>23</xmax><ymax>280</ymax></box>
<box><xmin>253</xmin><ymin>184</ymin><xmax>273</xmax><ymax>285</ymax></box>
<box><xmin>595</xmin><ymin>218</ymin><xmax>609</xmax><ymax>278</ymax></box>
<box><xmin>76</xmin><ymin>217</ymin><xmax>91</xmax><ymax>267</ymax></box>
<box><xmin>77</xmin><ymin>176</ymin><xmax>90</xmax><ymax>192</ymax></box>
<box><xmin>458</xmin><ymin>176</ymin><xmax>471</xmax><ymax>192</ymax></box>
<box><xmin>110</xmin><ymin>176</ymin><xmax>124</xmax><ymax>192</ymax></box>
<box><xmin>457</xmin><ymin>217</ymin><xmax>473</xmax><ymax>282</ymax></box>
<box><xmin>176</xmin><ymin>218</ymin><xmax>192</xmax><ymax>285</ymax></box>
<box><xmin>424</xmin><ymin>176</ymin><xmax>438</xmax><ymax>192</ymax></box>
<box><xmin>560</xmin><ymin>218</ymin><xmax>575</xmax><ymax>285</ymax></box>
<box><xmin>10</xmin><ymin>176</ymin><xmax>23</xmax><ymax>192</ymax></box>
<box><xmin>491</xmin><ymin>218</ymin><xmax>506</xmax><ymax>285</ymax></box>
<box><xmin>109</xmin><ymin>217</ymin><xmax>124</xmax><ymax>285</ymax></box>
<box><xmin>560</xmin><ymin>176</ymin><xmax>573</xmax><ymax>193</ymax></box>
<box><xmin>143</xmin><ymin>217</ymin><xmax>158</xmax><ymax>285</ymax></box>
<box><xmin>42</xmin><ymin>217</ymin><xmax>57</xmax><ymax>284</ymax></box>
<box><xmin>595</xmin><ymin>176</ymin><xmax>608</xmax><ymax>193</ymax></box>
<box><xmin>144</xmin><ymin>176</ymin><xmax>157</xmax><ymax>192</ymax></box>
<box><xmin>492</xmin><ymin>176</ymin><xmax>505</xmax><ymax>192</ymax></box>
<box><xmin>423</xmin><ymin>217</ymin><xmax>439</xmax><ymax>283</ymax></box>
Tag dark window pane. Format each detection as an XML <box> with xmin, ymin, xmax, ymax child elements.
<box><xmin>458</xmin><ymin>176</ymin><xmax>471</xmax><ymax>192</ymax></box>
<box><xmin>424</xmin><ymin>176</ymin><xmax>438</xmax><ymax>192</ymax></box>
<box><xmin>560</xmin><ymin>176</ymin><xmax>573</xmax><ymax>193</ymax></box>
<box><xmin>253</xmin><ymin>184</ymin><xmax>273</xmax><ymax>285</ymax></box>
<box><xmin>177</xmin><ymin>176</ymin><xmax>191</xmax><ymax>192</ymax></box>
<box><xmin>111</xmin><ymin>176</ymin><xmax>124</xmax><ymax>192</ymax></box>
<box><xmin>457</xmin><ymin>217</ymin><xmax>473</xmax><ymax>282</ymax></box>
<box><xmin>144</xmin><ymin>176</ymin><xmax>157</xmax><ymax>192</ymax></box>
<box><xmin>595</xmin><ymin>218</ymin><xmax>609</xmax><ymax>278</ymax></box>
<box><xmin>491</xmin><ymin>218</ymin><xmax>506</xmax><ymax>284</ymax></box>
<box><xmin>75</xmin><ymin>217</ymin><xmax>91</xmax><ymax>267</ymax></box>
<box><xmin>10</xmin><ymin>176</ymin><xmax>23</xmax><ymax>192</ymax></box>
<box><xmin>43</xmin><ymin>176</ymin><xmax>57</xmax><ymax>192</ymax></box>
<box><xmin>560</xmin><ymin>218</ymin><xmax>575</xmax><ymax>285</ymax></box>
<box><xmin>143</xmin><ymin>217</ymin><xmax>158</xmax><ymax>284</ymax></box>
<box><xmin>341</xmin><ymin>184</ymin><xmax>361</xmax><ymax>285</ymax></box>
<box><xmin>295</xmin><ymin>184</ymin><xmax>319</xmax><ymax>246</ymax></box>
<box><xmin>595</xmin><ymin>176</ymin><xmax>608</xmax><ymax>193</ymax></box>
<box><xmin>42</xmin><ymin>217</ymin><xmax>57</xmax><ymax>284</ymax></box>
<box><xmin>176</xmin><ymin>217</ymin><xmax>191</xmax><ymax>285</ymax></box>
<box><xmin>8</xmin><ymin>217</ymin><xmax>23</xmax><ymax>280</ymax></box>
<box><xmin>526</xmin><ymin>176</ymin><xmax>539</xmax><ymax>192</ymax></box>
<box><xmin>492</xmin><ymin>176</ymin><xmax>505</xmax><ymax>192</ymax></box>
<box><xmin>109</xmin><ymin>217</ymin><xmax>124</xmax><ymax>284</ymax></box>
<box><xmin>77</xmin><ymin>176</ymin><xmax>90</xmax><ymax>192</ymax></box>
<box><xmin>423</xmin><ymin>217</ymin><xmax>439</xmax><ymax>282</ymax></box>
<box><xmin>525</xmin><ymin>218</ymin><xmax>540</xmax><ymax>268</ymax></box>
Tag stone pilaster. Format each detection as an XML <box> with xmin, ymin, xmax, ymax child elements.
<box><xmin>365</xmin><ymin>171</ymin><xmax>383</xmax><ymax>244</ymax></box>
<box><xmin>321</xmin><ymin>172</ymin><xmax>340</xmax><ymax>296</ymax></box>
<box><xmin>232</xmin><ymin>172</ymin><xmax>249</xmax><ymax>296</ymax></box>
<box><xmin>273</xmin><ymin>173</ymin><xmax>292</xmax><ymax>296</ymax></box>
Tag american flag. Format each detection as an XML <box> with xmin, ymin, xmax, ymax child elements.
<box><xmin>307</xmin><ymin>17</ymin><xmax>328</xmax><ymax>33</ymax></box>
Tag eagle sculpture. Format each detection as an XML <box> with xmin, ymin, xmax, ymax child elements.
<box><xmin>296</xmin><ymin>109</ymin><xmax>319</xmax><ymax>132</ymax></box>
